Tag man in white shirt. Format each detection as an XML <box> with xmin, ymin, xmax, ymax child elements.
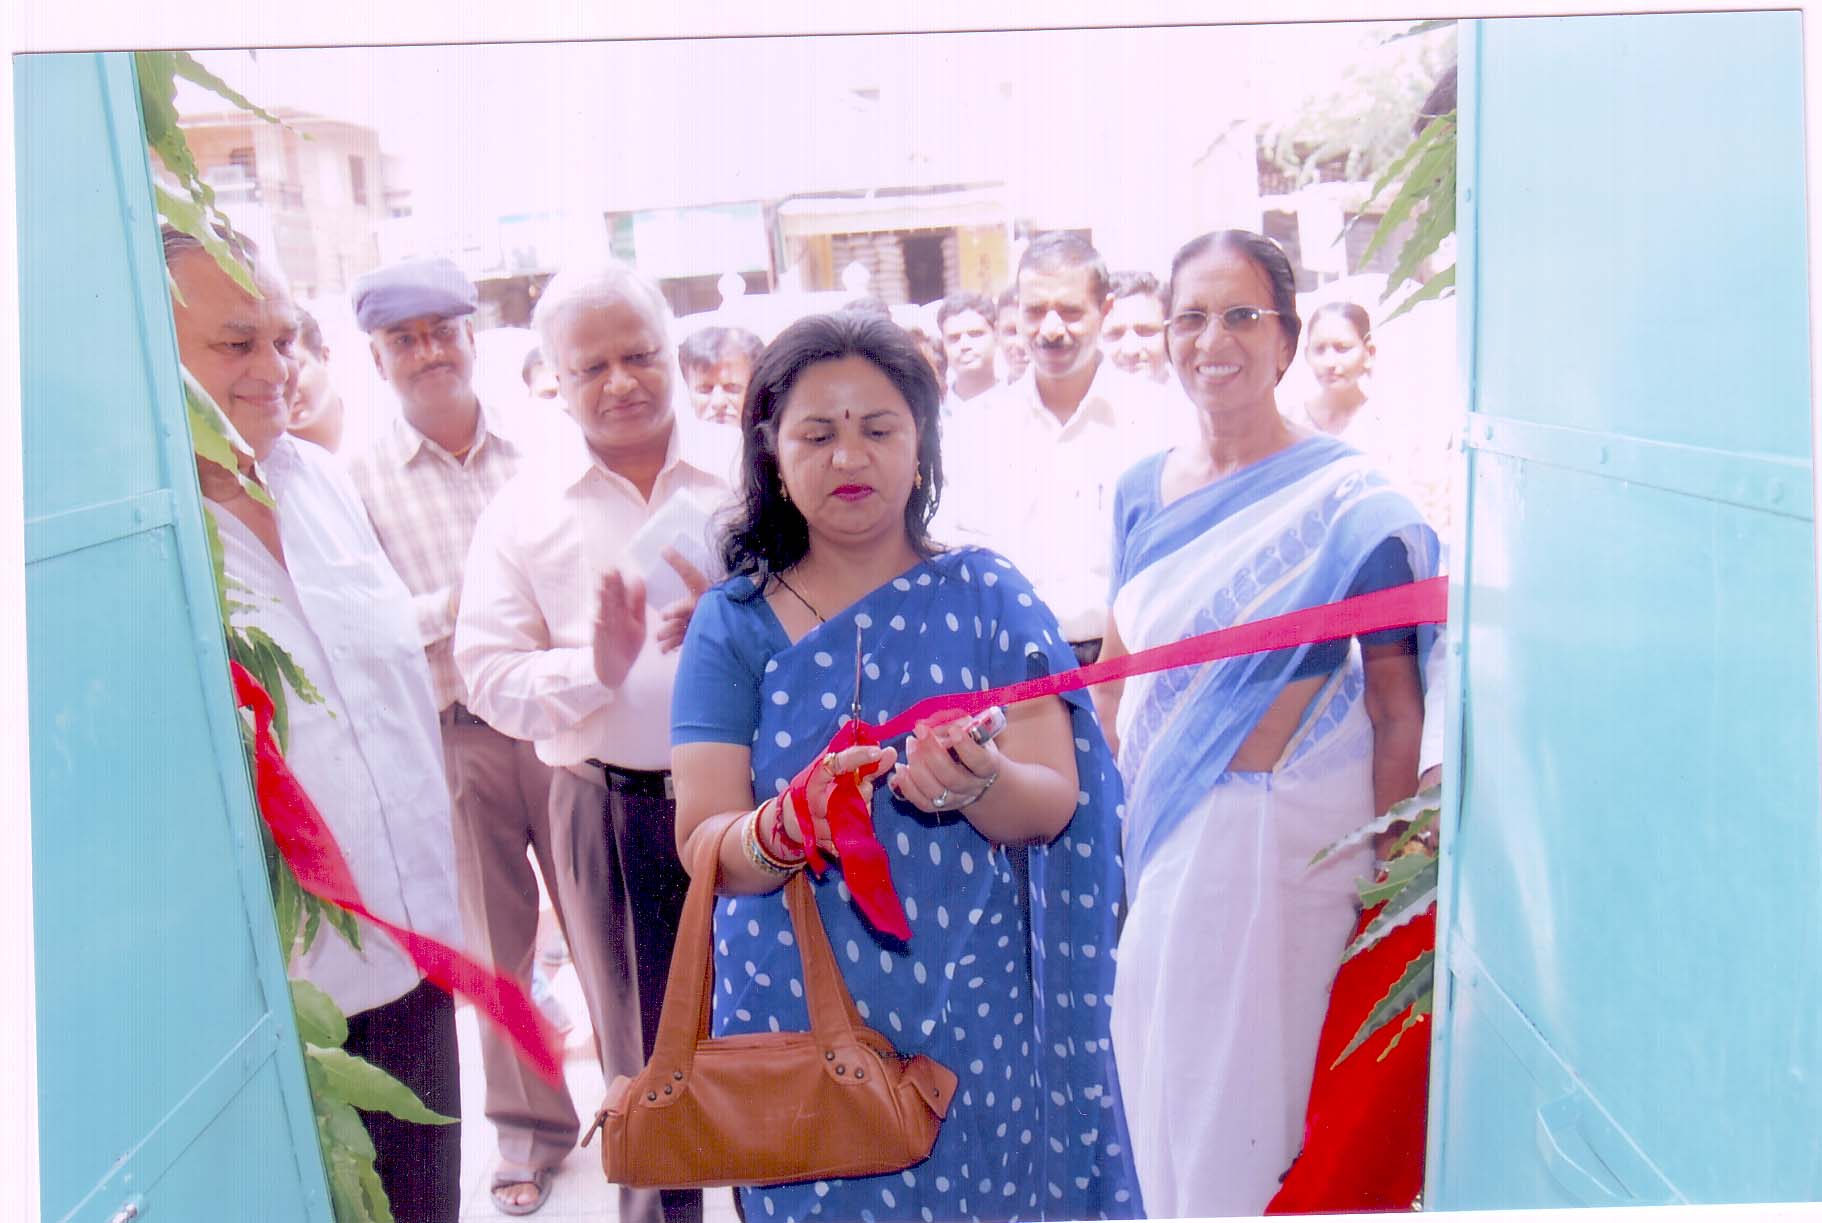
<box><xmin>344</xmin><ymin>258</ymin><xmax>569</xmax><ymax>1216</ymax></box>
<box><xmin>456</xmin><ymin>260</ymin><xmax>731</xmax><ymax>1223</ymax></box>
<box><xmin>164</xmin><ymin>227</ymin><xmax>464</xmax><ymax>1221</ymax></box>
<box><xmin>941</xmin><ymin>233</ymin><xmax>1195</xmax><ymax>662</ymax></box>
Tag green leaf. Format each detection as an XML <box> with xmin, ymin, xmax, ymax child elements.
<box><xmin>1311</xmin><ymin>784</ymin><xmax>1441</xmax><ymax>867</ymax></box>
<box><xmin>249</xmin><ymin>626</ymin><xmax>327</xmax><ymax>707</ymax></box>
<box><xmin>272</xmin><ymin>855</ymin><xmax>302</xmax><ymax>958</ymax></box>
<box><xmin>183</xmin><ymin>371</ymin><xmax>273</xmax><ymax>507</ymax></box>
<box><xmin>324</xmin><ymin>1137</ymin><xmax>393</xmax><ymax>1222</ymax></box>
<box><xmin>319</xmin><ymin>1094</ymin><xmax>378</xmax><ymax>1160</ymax></box>
<box><xmin>154</xmin><ymin>184</ymin><xmax>258</xmax><ymax>297</ymax></box>
<box><xmin>310</xmin><ymin>1047</ymin><xmax>458</xmax><ymax>1125</ymax></box>
<box><xmin>1381</xmin><ymin>265</ymin><xmax>1455</xmax><ymax>325</ymax></box>
<box><xmin>1375</xmin><ymin>997</ymin><xmax>1434</xmax><ymax>1063</ymax></box>
<box><xmin>202</xmin><ymin>510</ymin><xmax>230</xmax><ymax>623</ymax></box>
<box><xmin>1358</xmin><ymin>113</ymin><xmax>1456</xmax><ymax>269</ymax></box>
<box><xmin>353</xmin><ymin>1152</ymin><xmax>395</xmax><ymax>1222</ymax></box>
<box><xmin>1385</xmin><ymin>806</ymin><xmax>1438</xmax><ymax>858</ymax></box>
<box><xmin>169</xmin><ymin>51</ymin><xmax>291</xmax><ymax>127</ymax></box>
<box><xmin>302</xmin><ymin>902</ymin><xmax>323</xmax><ymax>956</ymax></box>
<box><xmin>1357</xmin><ymin>848</ymin><xmax>1432</xmax><ymax>908</ymax></box>
<box><xmin>312</xmin><ymin>898</ymin><xmax>364</xmax><ymax>953</ymax></box>
<box><xmin>291</xmin><ymin>979</ymin><xmax>349</xmax><ymax>1048</ymax></box>
<box><xmin>1332</xmin><ymin>949</ymin><xmax>1434</xmax><ymax>1067</ymax></box>
<box><xmin>1348</xmin><ymin>856</ymin><xmax>1439</xmax><ymax>960</ymax></box>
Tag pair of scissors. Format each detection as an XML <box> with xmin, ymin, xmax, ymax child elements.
<box><xmin>849</xmin><ymin>620</ymin><xmax>865</xmax><ymax>729</ymax></box>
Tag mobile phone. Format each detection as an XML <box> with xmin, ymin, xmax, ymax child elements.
<box><xmin>966</xmin><ymin>706</ymin><xmax>1007</xmax><ymax>746</ymax></box>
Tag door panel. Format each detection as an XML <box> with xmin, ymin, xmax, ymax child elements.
<box><xmin>1433</xmin><ymin>12</ymin><xmax>1820</xmax><ymax>1207</ymax></box>
<box><xmin>20</xmin><ymin>52</ymin><xmax>332</xmax><ymax>1222</ymax></box>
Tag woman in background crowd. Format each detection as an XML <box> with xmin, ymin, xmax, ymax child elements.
<box><xmin>1094</xmin><ymin>230</ymin><xmax>1437</xmax><ymax>1218</ymax></box>
<box><xmin>1297</xmin><ymin>301</ymin><xmax>1376</xmax><ymax>437</ymax></box>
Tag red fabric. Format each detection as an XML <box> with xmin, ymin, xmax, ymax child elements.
<box><xmin>1265</xmin><ymin>899</ymin><xmax>1436</xmax><ymax>1214</ymax></box>
<box><xmin>231</xmin><ymin>661</ymin><xmax>565</xmax><ymax>1086</ymax></box>
<box><xmin>784</xmin><ymin>719</ymin><xmax>908</xmax><ymax>940</ymax></box>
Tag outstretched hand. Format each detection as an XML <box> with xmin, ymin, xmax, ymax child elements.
<box><xmin>655</xmin><ymin>547</ymin><xmax>713</xmax><ymax>655</ymax></box>
<box><xmin>591</xmin><ymin>569</ymin><xmax>647</xmax><ymax>689</ymax></box>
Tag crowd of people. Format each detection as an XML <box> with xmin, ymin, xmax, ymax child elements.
<box><xmin>164</xmin><ymin>217</ymin><xmax>1451</xmax><ymax>1221</ymax></box>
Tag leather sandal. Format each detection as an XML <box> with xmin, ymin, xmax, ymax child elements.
<box><xmin>490</xmin><ymin>1165</ymin><xmax>553</xmax><ymax>1216</ymax></box>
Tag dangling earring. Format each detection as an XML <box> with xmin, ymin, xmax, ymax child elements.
<box><xmin>780</xmin><ymin>482</ymin><xmax>791</xmax><ymax>503</ymax></box>
<box><xmin>913</xmin><ymin>468</ymin><xmax>924</xmax><ymax>490</ymax></box>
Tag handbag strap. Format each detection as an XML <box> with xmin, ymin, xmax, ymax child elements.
<box><xmin>650</xmin><ymin>818</ymin><xmax>881</xmax><ymax>1079</ymax></box>
<box><xmin>647</xmin><ymin>829</ymin><xmax>726</xmax><ymax>1075</ymax></box>
<box><xmin>782</xmin><ymin>859</ymin><xmax>872</xmax><ymax>1041</ymax></box>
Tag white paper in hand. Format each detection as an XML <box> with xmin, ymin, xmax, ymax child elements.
<box><xmin>624</xmin><ymin>493</ymin><xmax>723</xmax><ymax>609</ymax></box>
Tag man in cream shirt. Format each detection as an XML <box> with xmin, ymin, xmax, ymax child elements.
<box><xmin>940</xmin><ymin>232</ymin><xmax>1196</xmax><ymax>662</ymax></box>
<box><xmin>455</xmin><ymin>260</ymin><xmax>731</xmax><ymax>1223</ymax></box>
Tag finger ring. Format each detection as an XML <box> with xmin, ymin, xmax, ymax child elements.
<box><xmin>932</xmin><ymin>789</ymin><xmax>952</xmax><ymax>809</ymax></box>
<box><xmin>822</xmin><ymin>754</ymin><xmax>838</xmax><ymax>776</ymax></box>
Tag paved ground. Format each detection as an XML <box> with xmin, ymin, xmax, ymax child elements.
<box><xmin>453</xmin><ymin>943</ymin><xmax>743</xmax><ymax>1222</ymax></box>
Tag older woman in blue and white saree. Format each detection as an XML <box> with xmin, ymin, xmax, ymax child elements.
<box><xmin>671</xmin><ymin>313</ymin><xmax>1141</xmax><ymax>1223</ymax></box>
<box><xmin>1091</xmin><ymin>231</ymin><xmax>1439</xmax><ymax>1219</ymax></box>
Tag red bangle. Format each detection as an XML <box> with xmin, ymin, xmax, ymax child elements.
<box><xmin>760</xmin><ymin>796</ymin><xmax>805</xmax><ymax>863</ymax></box>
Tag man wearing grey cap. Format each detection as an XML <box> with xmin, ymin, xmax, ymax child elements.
<box><xmin>346</xmin><ymin>258</ymin><xmax>569</xmax><ymax>1216</ymax></box>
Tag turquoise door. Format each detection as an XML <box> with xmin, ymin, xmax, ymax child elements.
<box><xmin>1430</xmin><ymin>12</ymin><xmax>1819</xmax><ymax>1207</ymax></box>
<box><xmin>19</xmin><ymin>52</ymin><xmax>333</xmax><ymax>1221</ymax></box>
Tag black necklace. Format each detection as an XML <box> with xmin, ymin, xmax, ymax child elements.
<box><xmin>772</xmin><ymin>571</ymin><xmax>825</xmax><ymax>623</ymax></box>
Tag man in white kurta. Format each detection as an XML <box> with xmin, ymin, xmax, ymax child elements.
<box><xmin>165</xmin><ymin>227</ymin><xmax>463</xmax><ymax>1222</ymax></box>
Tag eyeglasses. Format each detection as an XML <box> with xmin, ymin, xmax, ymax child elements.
<box><xmin>1166</xmin><ymin>305</ymin><xmax>1282</xmax><ymax>341</ymax></box>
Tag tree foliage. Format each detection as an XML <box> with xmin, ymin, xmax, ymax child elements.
<box><xmin>1257</xmin><ymin>23</ymin><xmax>1456</xmax><ymax>191</ymax></box>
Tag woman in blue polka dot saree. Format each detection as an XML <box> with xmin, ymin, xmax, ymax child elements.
<box><xmin>671</xmin><ymin>313</ymin><xmax>1141</xmax><ymax>1223</ymax></box>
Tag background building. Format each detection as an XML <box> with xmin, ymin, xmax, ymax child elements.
<box><xmin>179</xmin><ymin>107</ymin><xmax>408</xmax><ymax>299</ymax></box>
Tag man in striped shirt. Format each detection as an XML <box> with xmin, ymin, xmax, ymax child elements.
<box><xmin>345</xmin><ymin>259</ymin><xmax>571</xmax><ymax>1216</ymax></box>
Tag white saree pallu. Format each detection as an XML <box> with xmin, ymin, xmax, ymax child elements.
<box><xmin>1104</xmin><ymin>436</ymin><xmax>1438</xmax><ymax>1218</ymax></box>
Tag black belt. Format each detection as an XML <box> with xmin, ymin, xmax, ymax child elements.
<box><xmin>445</xmin><ymin>702</ymin><xmax>490</xmax><ymax>729</ymax></box>
<box><xmin>1069</xmin><ymin>638</ymin><xmax>1103</xmax><ymax>667</ymax></box>
<box><xmin>586</xmin><ymin>760</ymin><xmax>675</xmax><ymax>801</ymax></box>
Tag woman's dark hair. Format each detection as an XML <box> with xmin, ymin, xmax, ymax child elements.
<box><xmin>720</xmin><ymin>312</ymin><xmax>945</xmax><ymax>584</ymax></box>
<box><xmin>1306</xmin><ymin>300</ymin><xmax>1372</xmax><ymax>346</ymax></box>
<box><xmin>1164</xmin><ymin>229</ymin><xmax>1303</xmax><ymax>379</ymax></box>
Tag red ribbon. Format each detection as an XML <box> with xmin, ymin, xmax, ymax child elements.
<box><xmin>783</xmin><ymin>719</ymin><xmax>908</xmax><ymax>939</ymax></box>
<box><xmin>231</xmin><ymin>661</ymin><xmax>565</xmax><ymax>1087</ymax></box>
<box><xmin>794</xmin><ymin>577</ymin><xmax>1448</xmax><ymax>939</ymax></box>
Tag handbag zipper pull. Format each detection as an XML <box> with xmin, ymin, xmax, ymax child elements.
<box><xmin>582</xmin><ymin>1108</ymin><xmax>607</xmax><ymax>1148</ymax></box>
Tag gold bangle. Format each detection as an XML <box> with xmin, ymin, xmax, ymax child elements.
<box><xmin>742</xmin><ymin>804</ymin><xmax>800</xmax><ymax>877</ymax></box>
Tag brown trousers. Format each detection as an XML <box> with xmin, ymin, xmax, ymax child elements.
<box><xmin>439</xmin><ymin>708</ymin><xmax>576</xmax><ymax>1169</ymax></box>
<box><xmin>546</xmin><ymin>765</ymin><xmax>702</xmax><ymax>1223</ymax></box>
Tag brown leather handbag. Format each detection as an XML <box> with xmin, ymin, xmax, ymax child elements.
<box><xmin>584</xmin><ymin>831</ymin><xmax>958</xmax><ymax>1189</ymax></box>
